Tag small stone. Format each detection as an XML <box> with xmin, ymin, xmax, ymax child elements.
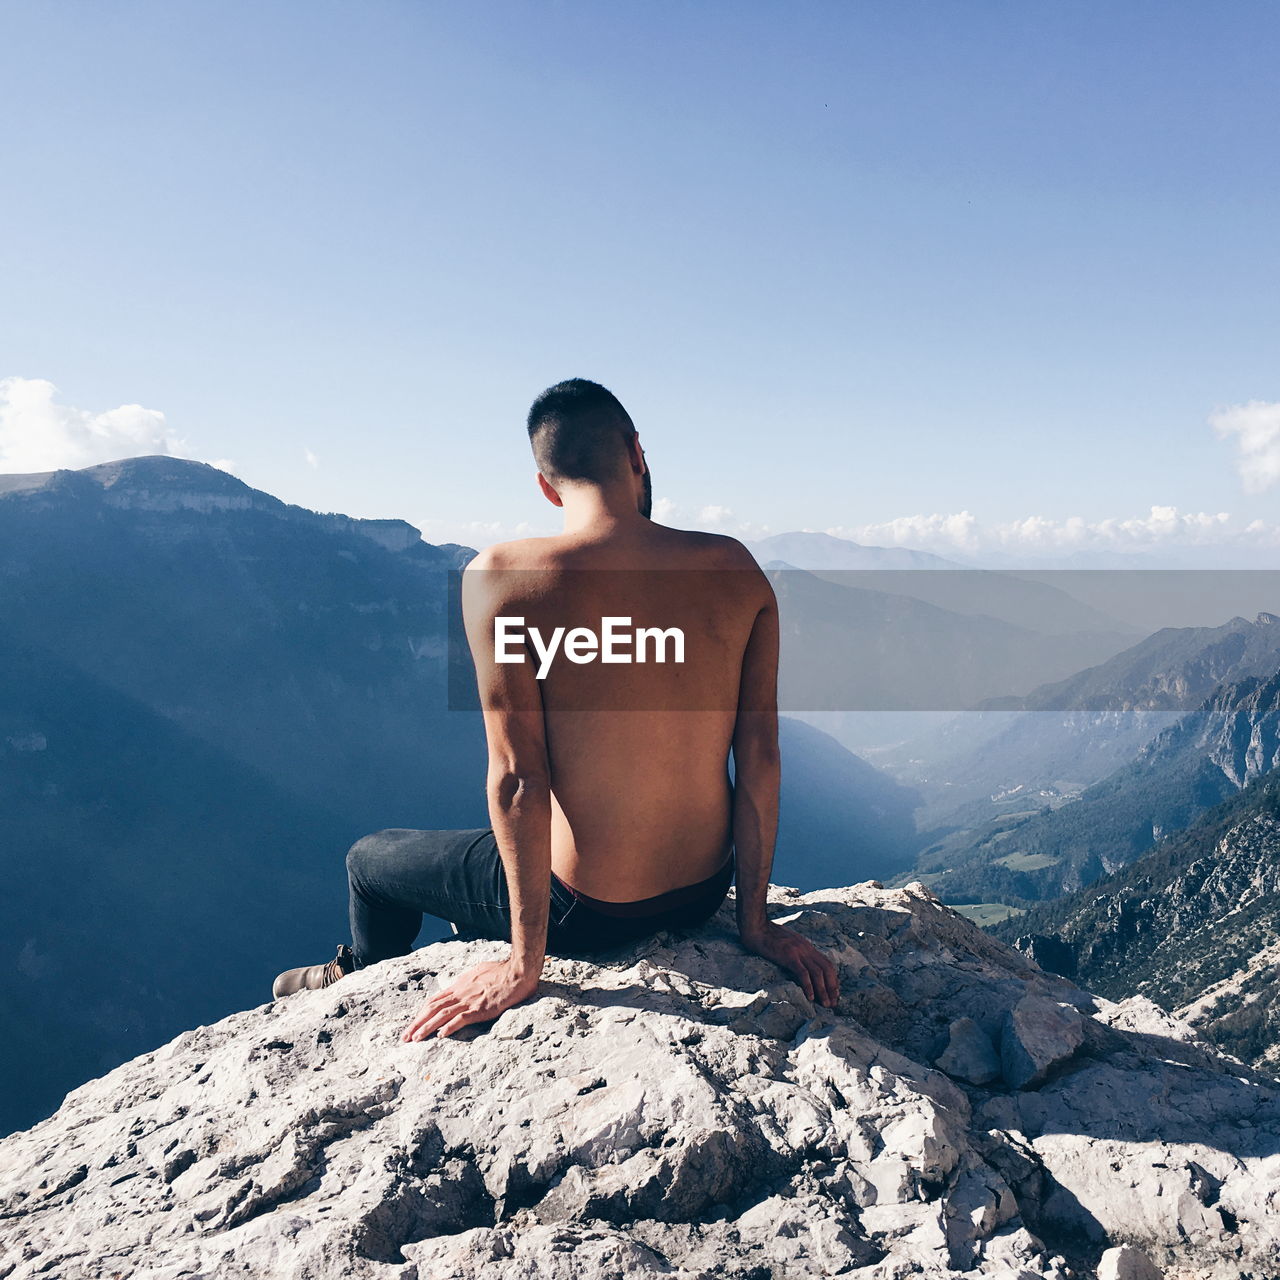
<box><xmin>935</xmin><ymin>1017</ymin><xmax>1001</xmax><ymax>1086</ymax></box>
<box><xmin>1001</xmin><ymin>995</ymin><xmax>1084</xmax><ymax>1089</ymax></box>
<box><xmin>1097</xmin><ymin>1242</ymin><xmax>1164</xmax><ymax>1280</ymax></box>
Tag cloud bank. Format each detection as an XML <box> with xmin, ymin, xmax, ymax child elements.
<box><xmin>824</xmin><ymin>505</ymin><xmax>1246</xmax><ymax>556</ymax></box>
<box><xmin>0</xmin><ymin>377</ymin><xmax>195</xmax><ymax>474</ymax></box>
<box><xmin>630</xmin><ymin>500</ymin><xmax>1279</xmax><ymax>567</ymax></box>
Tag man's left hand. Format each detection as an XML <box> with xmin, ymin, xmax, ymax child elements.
<box><xmin>739</xmin><ymin>919</ymin><xmax>840</xmax><ymax>1008</ymax></box>
<box><xmin>402</xmin><ymin>959</ymin><xmax>540</xmax><ymax>1042</ymax></box>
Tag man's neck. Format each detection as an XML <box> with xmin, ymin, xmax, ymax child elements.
<box><xmin>558</xmin><ymin>483</ymin><xmax>645</xmax><ymax>537</ymax></box>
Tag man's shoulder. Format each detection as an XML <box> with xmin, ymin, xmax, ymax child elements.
<box><xmin>461</xmin><ymin>540</ymin><xmax>570</xmax><ymax>615</ymax></box>
<box><xmin>464</xmin><ymin>536</ymin><xmax>567</xmax><ymax>573</ymax></box>
<box><xmin>651</xmin><ymin>526</ymin><xmax>763</xmax><ymax>570</ymax></box>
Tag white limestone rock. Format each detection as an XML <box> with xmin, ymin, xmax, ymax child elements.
<box><xmin>2</xmin><ymin>881</ymin><xmax>1278</xmax><ymax>1280</ymax></box>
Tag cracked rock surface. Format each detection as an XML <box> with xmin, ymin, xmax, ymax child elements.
<box><xmin>2</xmin><ymin>882</ymin><xmax>1278</xmax><ymax>1279</ymax></box>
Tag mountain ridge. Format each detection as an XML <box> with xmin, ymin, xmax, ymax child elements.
<box><xmin>749</xmin><ymin>531</ymin><xmax>968</xmax><ymax>571</ymax></box>
<box><xmin>0</xmin><ymin>454</ymin><xmax>472</xmax><ymax>560</ymax></box>
<box><xmin>910</xmin><ymin>655</ymin><xmax>1280</xmax><ymax>904</ymax></box>
<box><xmin>993</xmin><ymin>770</ymin><xmax>1280</xmax><ymax>1072</ymax></box>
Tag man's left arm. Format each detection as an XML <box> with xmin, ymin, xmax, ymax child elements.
<box><xmin>403</xmin><ymin>559</ymin><xmax>551</xmax><ymax>1041</ymax></box>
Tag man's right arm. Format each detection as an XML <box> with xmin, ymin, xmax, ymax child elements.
<box><xmin>732</xmin><ymin>569</ymin><xmax>840</xmax><ymax>1008</ymax></box>
<box><xmin>402</xmin><ymin>547</ymin><xmax>550</xmax><ymax>1041</ymax></box>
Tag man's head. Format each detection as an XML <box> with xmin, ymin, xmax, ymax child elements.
<box><xmin>527</xmin><ymin>378</ymin><xmax>651</xmax><ymax>518</ymax></box>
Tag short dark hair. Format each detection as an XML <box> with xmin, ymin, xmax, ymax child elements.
<box><xmin>526</xmin><ymin>378</ymin><xmax>635</xmax><ymax>483</ymax></box>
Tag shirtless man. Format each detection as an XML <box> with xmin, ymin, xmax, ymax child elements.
<box><xmin>272</xmin><ymin>379</ymin><xmax>839</xmax><ymax>1038</ymax></box>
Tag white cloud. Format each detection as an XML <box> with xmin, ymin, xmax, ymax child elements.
<box><xmin>1210</xmin><ymin>400</ymin><xmax>1280</xmax><ymax>494</ymax></box>
<box><xmin>696</xmin><ymin>504</ymin><xmax>736</xmax><ymax>530</ymax></box>
<box><xmin>829</xmin><ymin>510</ymin><xmax>982</xmax><ymax>553</ymax></box>
<box><xmin>647</xmin><ymin>498</ymin><xmax>775</xmax><ymax>540</ymax></box>
<box><xmin>304</xmin><ymin>447</ymin><xmax>319</xmax><ymax>469</ymax></box>
<box><xmin>429</xmin><ymin>501</ymin><xmax>777</xmax><ymax>548</ymax></box>
<box><xmin>643</xmin><ymin>498</ymin><xmax>1276</xmax><ymax>563</ymax></box>
<box><xmin>415</xmin><ymin>516</ymin><xmax>549</xmax><ymax>548</ymax></box>
<box><xmin>824</xmin><ymin>506</ymin><xmax>1253</xmax><ymax>556</ymax></box>
<box><xmin>0</xmin><ymin>376</ymin><xmax>193</xmax><ymax>474</ymax></box>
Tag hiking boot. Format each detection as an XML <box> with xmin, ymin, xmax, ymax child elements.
<box><xmin>272</xmin><ymin>944</ymin><xmax>355</xmax><ymax>999</ymax></box>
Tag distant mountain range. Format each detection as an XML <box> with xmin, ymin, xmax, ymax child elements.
<box><xmin>914</xmin><ymin>654</ymin><xmax>1280</xmax><ymax>905</ymax></box>
<box><xmin>769</xmin><ymin>567</ymin><xmax>1137</xmax><ymax>714</ymax></box>
<box><xmin>751</xmin><ymin>528</ymin><xmax>1280</xmax><ymax>573</ymax></box>
<box><xmin>887</xmin><ymin>610</ymin><xmax>1280</xmax><ymax>831</ymax></box>
<box><xmin>750</xmin><ymin>530</ymin><xmax>1145</xmax><ymax>761</ymax></box>
<box><xmin>983</xmin><ymin>610</ymin><xmax>1280</xmax><ymax>713</ymax></box>
<box><xmin>0</xmin><ymin>457</ymin><xmax>482</xmax><ymax>830</ymax></box>
<box><xmin>753</xmin><ymin>531</ymin><xmax>1280</xmax><ymax>632</ymax></box>
<box><xmin>0</xmin><ymin>457</ymin><xmax>920</xmax><ymax>1133</ymax></box>
<box><xmin>749</xmin><ymin>531</ymin><xmax>967</xmax><ymax>571</ymax></box>
<box><xmin>756</xmin><ymin>532</ymin><xmax>1137</xmax><ymax>636</ymax></box>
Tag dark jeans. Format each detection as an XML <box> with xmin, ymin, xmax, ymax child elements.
<box><xmin>346</xmin><ymin>827</ymin><xmax>735</xmax><ymax>968</ymax></box>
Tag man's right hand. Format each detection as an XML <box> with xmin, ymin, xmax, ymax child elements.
<box><xmin>401</xmin><ymin>957</ymin><xmax>541</xmax><ymax>1042</ymax></box>
<box><xmin>739</xmin><ymin>919</ymin><xmax>840</xmax><ymax>1008</ymax></box>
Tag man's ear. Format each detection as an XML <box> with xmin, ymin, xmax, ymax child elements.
<box><xmin>627</xmin><ymin>433</ymin><xmax>647</xmax><ymax>475</ymax></box>
<box><xmin>536</xmin><ymin>472</ymin><xmax>564</xmax><ymax>507</ymax></box>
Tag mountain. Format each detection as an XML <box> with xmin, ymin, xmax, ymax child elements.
<box><xmin>984</xmin><ymin>611</ymin><xmax>1280</xmax><ymax>714</ymax></box>
<box><xmin>5</xmin><ymin>881</ymin><xmax>1278</xmax><ymax>1279</ymax></box>
<box><xmin>750</xmin><ymin>530</ymin><xmax>968</xmax><ymax>570</ymax></box>
<box><xmin>0</xmin><ymin>456</ymin><xmax>915</xmax><ymax>1134</ymax></box>
<box><xmin>749</xmin><ymin>534</ymin><xmax>1141</xmax><ymax>763</ymax></box>
<box><xmin>0</xmin><ymin>457</ymin><xmax>488</xmax><ymax>1133</ymax></box>
<box><xmin>992</xmin><ymin>566</ymin><xmax>1280</xmax><ymax>630</ymax></box>
<box><xmin>0</xmin><ymin>456</ymin><xmax>482</xmax><ymax>831</ymax></box>
<box><xmin>0</xmin><ymin>637</ymin><xmax>348</xmax><ymax>1135</ymax></box>
<box><xmin>754</xmin><ymin>532</ymin><xmax>1138</xmax><ymax>662</ymax></box>
<box><xmin>0</xmin><ymin>455</ymin><xmax>451</xmax><ymax>553</ymax></box>
<box><xmin>915</xmin><ymin>664</ymin><xmax>1280</xmax><ymax>906</ymax></box>
<box><xmin>993</xmin><ymin>772</ymin><xmax>1280</xmax><ymax>1073</ymax></box>
<box><xmin>774</xmin><ymin>718</ymin><xmax>922</xmax><ymax>885</ymax></box>
<box><xmin>887</xmin><ymin>610</ymin><xmax>1280</xmax><ymax>831</ymax></box>
<box><xmin>770</xmin><ymin>569</ymin><xmax>1134</xmax><ymax>714</ymax></box>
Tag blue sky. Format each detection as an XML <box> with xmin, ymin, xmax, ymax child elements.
<box><xmin>2</xmin><ymin>2</ymin><xmax>1279</xmax><ymax>562</ymax></box>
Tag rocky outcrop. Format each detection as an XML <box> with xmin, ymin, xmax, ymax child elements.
<box><xmin>996</xmin><ymin>995</ymin><xmax>1085</xmax><ymax>1090</ymax></box>
<box><xmin>1198</xmin><ymin>668</ymin><xmax>1280</xmax><ymax>788</ymax></box>
<box><xmin>2</xmin><ymin>882</ymin><xmax>1278</xmax><ymax>1280</ymax></box>
<box><xmin>1001</xmin><ymin>774</ymin><xmax>1280</xmax><ymax>1072</ymax></box>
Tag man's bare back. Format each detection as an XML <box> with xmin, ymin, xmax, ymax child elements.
<box><xmin>468</xmin><ymin>521</ymin><xmax>771</xmax><ymax>902</ymax></box>
<box><xmin>274</xmin><ymin>379</ymin><xmax>838</xmax><ymax>1030</ymax></box>
<box><xmin>266</xmin><ymin>379</ymin><xmax>838</xmax><ymax>1037</ymax></box>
